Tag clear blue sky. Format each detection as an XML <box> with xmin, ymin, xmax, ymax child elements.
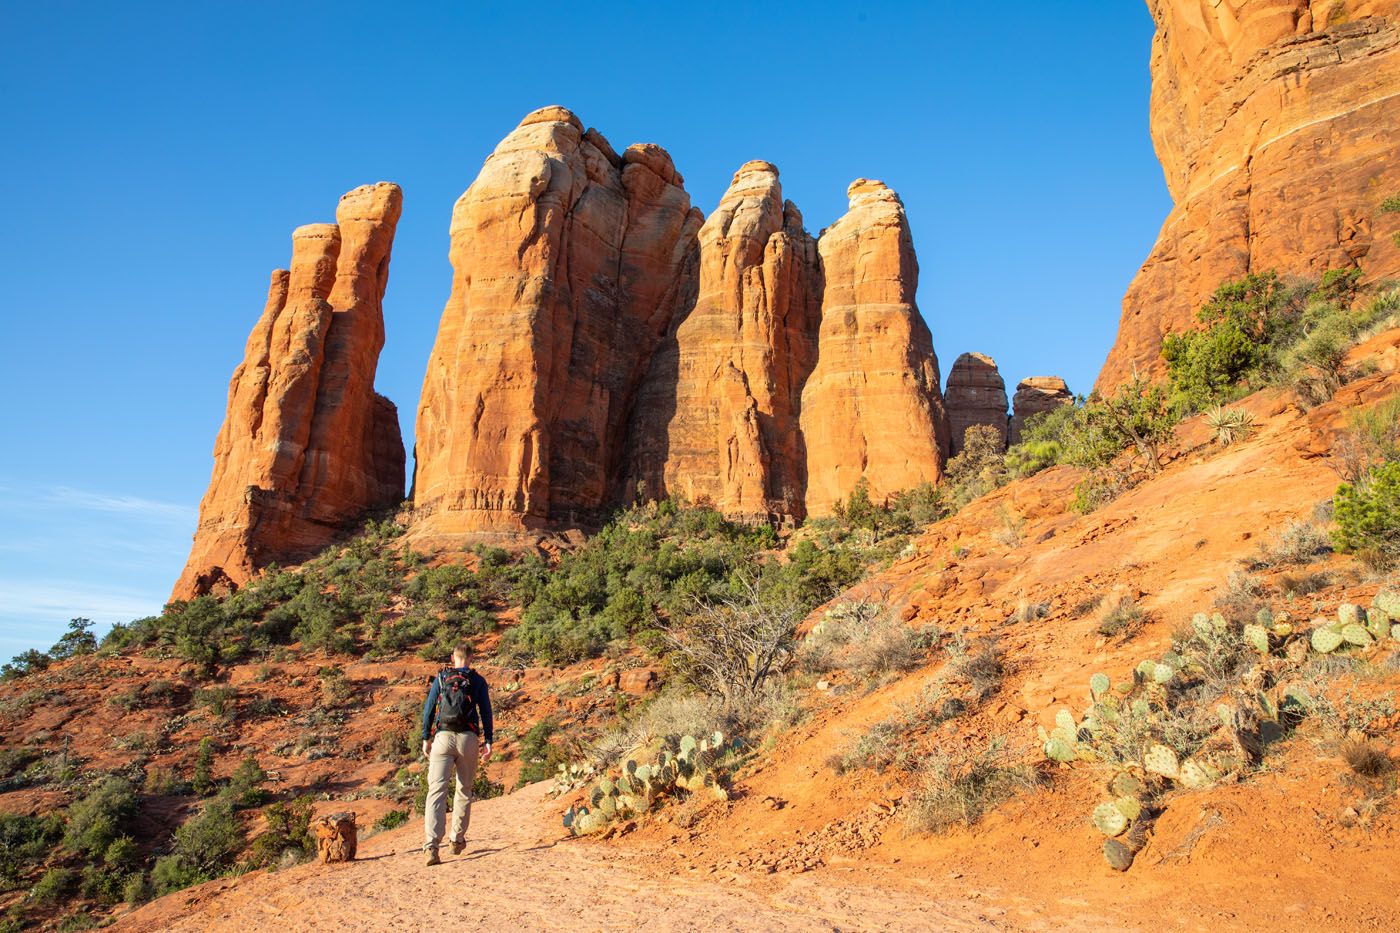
<box><xmin>0</xmin><ymin>1</ymin><xmax>1168</xmax><ymax>657</ymax></box>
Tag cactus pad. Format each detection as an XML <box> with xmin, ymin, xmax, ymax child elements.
<box><xmin>1341</xmin><ymin>624</ymin><xmax>1373</xmax><ymax>647</ymax></box>
<box><xmin>1243</xmin><ymin>624</ymin><xmax>1270</xmax><ymax>654</ymax></box>
<box><xmin>1093</xmin><ymin>801</ymin><xmax>1129</xmax><ymax>836</ymax></box>
<box><xmin>1143</xmin><ymin>743</ymin><xmax>1179</xmax><ymax>779</ymax></box>
<box><xmin>1310</xmin><ymin>627</ymin><xmax>1344</xmax><ymax>653</ymax></box>
<box><xmin>1090</xmin><ymin>673</ymin><xmax>1110</xmax><ymax>697</ymax></box>
<box><xmin>1337</xmin><ymin>603</ymin><xmax>1363</xmax><ymax>627</ymax></box>
<box><xmin>1103</xmin><ymin>838</ymin><xmax>1135</xmax><ymax>872</ymax></box>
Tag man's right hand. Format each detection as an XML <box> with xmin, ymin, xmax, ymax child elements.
<box><xmin>421</xmin><ymin>739</ymin><xmax>432</xmax><ymax>759</ymax></box>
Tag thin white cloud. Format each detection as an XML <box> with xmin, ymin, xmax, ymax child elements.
<box><xmin>0</xmin><ymin>579</ymin><xmax>164</xmax><ymax>623</ymax></box>
<box><xmin>39</xmin><ymin>486</ymin><xmax>196</xmax><ymax>523</ymax></box>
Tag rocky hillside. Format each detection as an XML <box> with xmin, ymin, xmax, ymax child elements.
<box><xmin>1097</xmin><ymin>0</ymin><xmax>1400</xmax><ymax>389</ymax></box>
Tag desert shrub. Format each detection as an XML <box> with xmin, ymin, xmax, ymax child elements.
<box><xmin>1005</xmin><ymin>403</ymin><xmax>1079</xmax><ymax>478</ymax></box>
<box><xmin>1330</xmin><ymin>394</ymin><xmax>1400</xmax><ymax>484</ymax></box>
<box><xmin>946</xmin><ymin>636</ymin><xmax>1005</xmax><ymax>702</ymax></box>
<box><xmin>193</xmin><ymin>685</ymin><xmax>236</xmax><ymax>719</ymax></box>
<box><xmin>318</xmin><ymin>666</ymin><xmax>353</xmax><ymax>707</ymax></box>
<box><xmin>123</xmin><ymin>872</ymin><xmax>154</xmax><ymax>905</ymax></box>
<box><xmin>247</xmin><ymin>797</ymin><xmax>314</xmax><ymax>868</ymax></box>
<box><xmin>1214</xmin><ymin>571</ymin><xmax>1269</xmax><ymax>626</ymax></box>
<box><xmin>664</xmin><ymin>579</ymin><xmax>801</xmax><ymax>705</ymax></box>
<box><xmin>1162</xmin><ymin>271</ymin><xmax>1307</xmax><ymax>409</ymax></box>
<box><xmin>798</xmin><ymin>597</ymin><xmax>937</xmax><ymax>682</ymax></box>
<box><xmin>1340</xmin><ymin>738</ymin><xmax>1394</xmax><ymax>778</ymax></box>
<box><xmin>1203</xmin><ymin>405</ymin><xmax>1256</xmax><ymax>446</ymax></box>
<box><xmin>1277</xmin><ymin>570</ymin><xmax>1333</xmax><ymax>598</ymax></box>
<box><xmin>372</xmin><ymin>809</ymin><xmax>409</xmax><ymax>833</ymax></box>
<box><xmin>1333</xmin><ymin>461</ymin><xmax>1400</xmax><ymax>568</ymax></box>
<box><xmin>587</xmin><ymin>691</ymin><xmax>730</xmax><ymax>771</ymax></box>
<box><xmin>152</xmin><ymin>801</ymin><xmax>245</xmax><ymax>895</ymax></box>
<box><xmin>0</xmin><ymin>813</ymin><xmax>62</xmax><ymax>883</ymax></box>
<box><xmin>1096</xmin><ymin>596</ymin><xmax>1145</xmax><ymax>639</ymax></box>
<box><xmin>1383</xmin><ymin>194</ymin><xmax>1400</xmax><ymax>247</ymax></box>
<box><xmin>221</xmin><ymin>756</ymin><xmax>267</xmax><ymax>808</ymax></box>
<box><xmin>63</xmin><ymin>776</ymin><xmax>138</xmax><ymax>859</ymax></box>
<box><xmin>515</xmin><ymin>719</ymin><xmax>567</xmax><ymax>788</ymax></box>
<box><xmin>993</xmin><ymin>506</ymin><xmax>1025</xmax><ymax>548</ymax></box>
<box><xmin>28</xmin><ymin>867</ymin><xmax>76</xmax><ymax>904</ymax></box>
<box><xmin>943</xmin><ymin>425</ymin><xmax>1010</xmax><ymax>510</ymax></box>
<box><xmin>905</xmin><ymin>740</ymin><xmax>1041</xmax><ymax>834</ymax></box>
<box><xmin>191</xmin><ymin>738</ymin><xmax>216</xmax><ymax>797</ymax></box>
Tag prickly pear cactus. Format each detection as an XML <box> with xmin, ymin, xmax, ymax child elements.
<box><xmin>1143</xmin><ymin>743</ymin><xmax>1179</xmax><ymax>779</ymax></box>
<box><xmin>1090</xmin><ymin>673</ymin><xmax>1110</xmax><ymax>697</ymax></box>
<box><xmin>1103</xmin><ymin>838</ymin><xmax>1135</xmax><ymax>872</ymax></box>
<box><xmin>1092</xmin><ymin>801</ymin><xmax>1128</xmax><ymax>836</ymax></box>
<box><xmin>1374</xmin><ymin>590</ymin><xmax>1400</xmax><ymax>621</ymax></box>
<box><xmin>1337</xmin><ymin>603</ymin><xmax>1364</xmax><ymax>627</ymax></box>
<box><xmin>1311</xmin><ymin>626</ymin><xmax>1344</xmax><ymax>654</ymax></box>
<box><xmin>1341</xmin><ymin>624</ymin><xmax>1373</xmax><ymax>648</ymax></box>
<box><xmin>1243</xmin><ymin>624</ymin><xmax>1270</xmax><ymax>654</ymax></box>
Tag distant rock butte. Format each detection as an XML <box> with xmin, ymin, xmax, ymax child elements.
<box><xmin>801</xmin><ymin>179</ymin><xmax>949</xmax><ymax>516</ymax></box>
<box><xmin>1097</xmin><ymin>1</ymin><xmax>1400</xmax><ymax>391</ymax></box>
<box><xmin>1009</xmin><ymin>376</ymin><xmax>1073</xmax><ymax>445</ymax></box>
<box><xmin>944</xmin><ymin>352</ymin><xmax>1008</xmax><ymax>455</ymax></box>
<box><xmin>173</xmin><ymin>183</ymin><xmax>406</xmax><ymax>599</ymax></box>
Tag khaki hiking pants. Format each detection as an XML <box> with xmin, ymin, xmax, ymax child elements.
<box><xmin>424</xmin><ymin>729</ymin><xmax>479</xmax><ymax>851</ymax></box>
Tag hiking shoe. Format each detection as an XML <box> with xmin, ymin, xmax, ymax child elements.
<box><xmin>424</xmin><ymin>848</ymin><xmax>441</xmax><ymax>867</ymax></box>
<box><xmin>450</xmin><ymin>839</ymin><xmax>467</xmax><ymax>856</ymax></box>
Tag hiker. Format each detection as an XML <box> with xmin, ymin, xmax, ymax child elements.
<box><xmin>420</xmin><ymin>641</ymin><xmax>493</xmax><ymax>865</ymax></box>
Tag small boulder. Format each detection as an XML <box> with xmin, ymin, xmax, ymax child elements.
<box><xmin>313</xmin><ymin>812</ymin><xmax>357</xmax><ymax>863</ymax></box>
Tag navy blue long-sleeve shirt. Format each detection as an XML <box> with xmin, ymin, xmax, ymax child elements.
<box><xmin>421</xmin><ymin>667</ymin><xmax>493</xmax><ymax>743</ymax></box>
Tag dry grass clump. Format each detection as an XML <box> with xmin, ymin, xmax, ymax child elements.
<box><xmin>1096</xmin><ymin>596</ymin><xmax>1145</xmax><ymax>639</ymax></box>
<box><xmin>1340</xmin><ymin>738</ymin><xmax>1394</xmax><ymax>778</ymax></box>
<box><xmin>905</xmin><ymin>740</ymin><xmax>1042</xmax><ymax>834</ymax></box>
<box><xmin>1277</xmin><ymin>570</ymin><xmax>1333</xmax><ymax>599</ymax></box>
<box><xmin>1245</xmin><ymin>520</ymin><xmax>1332</xmax><ymax>569</ymax></box>
<box><xmin>1213</xmin><ymin>571</ymin><xmax>1269</xmax><ymax>625</ymax></box>
<box><xmin>798</xmin><ymin>596</ymin><xmax>938</xmax><ymax>682</ymax></box>
<box><xmin>946</xmin><ymin>636</ymin><xmax>1005</xmax><ymax>702</ymax></box>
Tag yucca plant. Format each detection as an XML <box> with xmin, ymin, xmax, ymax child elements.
<box><xmin>1203</xmin><ymin>405</ymin><xmax>1256</xmax><ymax>446</ymax></box>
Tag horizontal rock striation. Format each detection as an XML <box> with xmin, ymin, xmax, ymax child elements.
<box><xmin>174</xmin><ymin>183</ymin><xmax>406</xmax><ymax>599</ymax></box>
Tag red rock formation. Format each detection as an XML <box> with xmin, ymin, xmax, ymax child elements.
<box><xmin>1009</xmin><ymin>376</ymin><xmax>1074</xmax><ymax>444</ymax></box>
<box><xmin>944</xmin><ymin>352</ymin><xmax>1009</xmax><ymax>455</ymax></box>
<box><xmin>412</xmin><ymin>107</ymin><xmax>701</xmax><ymax>542</ymax></box>
<box><xmin>1097</xmin><ymin>2</ymin><xmax>1400</xmax><ymax>391</ymax></box>
<box><xmin>627</xmin><ymin>161</ymin><xmax>822</xmax><ymax>520</ymax></box>
<box><xmin>174</xmin><ymin>183</ymin><xmax>406</xmax><ymax>599</ymax></box>
<box><xmin>801</xmin><ymin>180</ymin><xmax>950</xmax><ymax>516</ymax></box>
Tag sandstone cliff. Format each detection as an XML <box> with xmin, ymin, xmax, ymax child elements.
<box><xmin>174</xmin><ymin>184</ymin><xmax>406</xmax><ymax>599</ymax></box>
<box><xmin>944</xmin><ymin>352</ymin><xmax>1009</xmax><ymax>454</ymax></box>
<box><xmin>412</xmin><ymin>107</ymin><xmax>701</xmax><ymax>540</ymax></box>
<box><xmin>1097</xmin><ymin>1</ymin><xmax>1400</xmax><ymax>390</ymax></box>
<box><xmin>801</xmin><ymin>180</ymin><xmax>949</xmax><ymax>515</ymax></box>
<box><xmin>627</xmin><ymin>161</ymin><xmax>821</xmax><ymax>520</ymax></box>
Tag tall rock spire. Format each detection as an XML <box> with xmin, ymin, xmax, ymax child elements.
<box><xmin>801</xmin><ymin>179</ymin><xmax>949</xmax><ymax>515</ymax></box>
<box><xmin>627</xmin><ymin>160</ymin><xmax>822</xmax><ymax>520</ymax></box>
<box><xmin>412</xmin><ymin>106</ymin><xmax>700</xmax><ymax>540</ymax></box>
<box><xmin>173</xmin><ymin>183</ymin><xmax>405</xmax><ymax>598</ymax></box>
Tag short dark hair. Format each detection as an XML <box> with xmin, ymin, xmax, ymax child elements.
<box><xmin>452</xmin><ymin>642</ymin><xmax>472</xmax><ymax>662</ymax></box>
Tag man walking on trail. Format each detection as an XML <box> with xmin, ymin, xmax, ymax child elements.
<box><xmin>421</xmin><ymin>641</ymin><xmax>493</xmax><ymax>866</ymax></box>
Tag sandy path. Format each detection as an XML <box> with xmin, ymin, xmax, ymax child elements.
<box><xmin>112</xmin><ymin>784</ymin><xmax>1019</xmax><ymax>932</ymax></box>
